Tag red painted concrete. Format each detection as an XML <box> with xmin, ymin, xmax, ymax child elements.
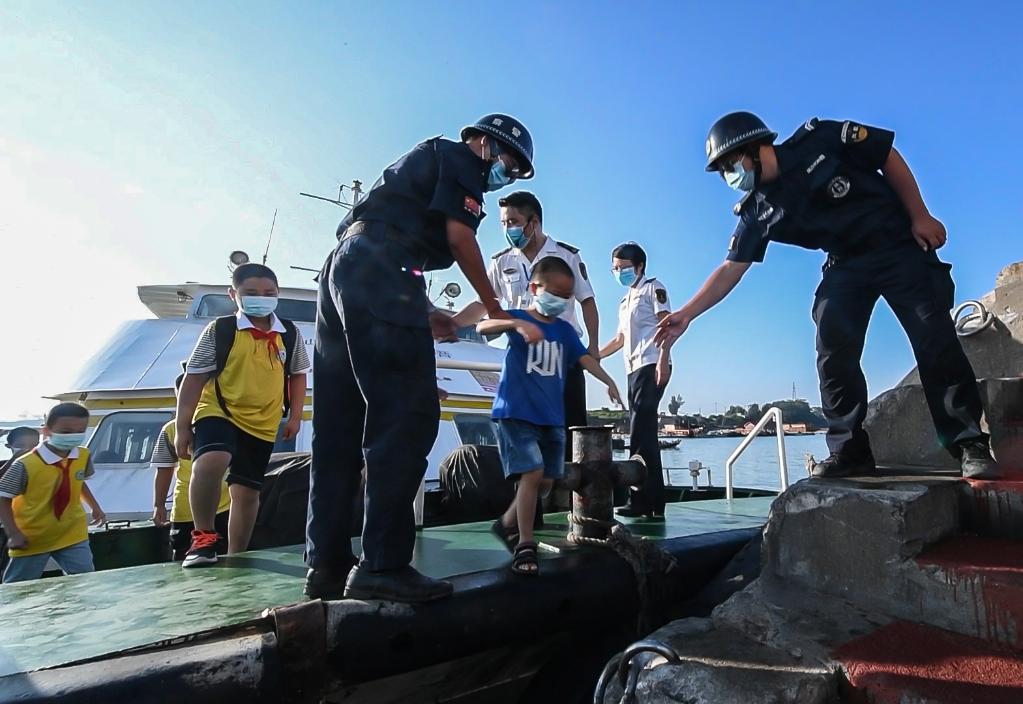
<box><xmin>835</xmin><ymin>621</ymin><xmax>1023</xmax><ymax>703</ymax></box>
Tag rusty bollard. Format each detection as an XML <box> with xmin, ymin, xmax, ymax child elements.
<box><xmin>558</xmin><ymin>427</ymin><xmax>645</xmax><ymax>544</ymax></box>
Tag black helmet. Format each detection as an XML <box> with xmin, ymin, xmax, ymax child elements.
<box><xmin>461</xmin><ymin>114</ymin><xmax>535</xmax><ymax>179</ymax></box>
<box><xmin>704</xmin><ymin>111</ymin><xmax>778</xmax><ymax>171</ymax></box>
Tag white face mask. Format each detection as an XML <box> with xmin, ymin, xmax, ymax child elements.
<box><xmin>48</xmin><ymin>432</ymin><xmax>86</xmax><ymax>450</ymax></box>
<box><xmin>724</xmin><ymin>158</ymin><xmax>756</xmax><ymax>192</ymax></box>
<box><xmin>239</xmin><ymin>295</ymin><xmax>278</xmax><ymax>317</ymax></box>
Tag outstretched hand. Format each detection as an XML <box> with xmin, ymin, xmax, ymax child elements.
<box><xmin>654</xmin><ymin>311</ymin><xmax>690</xmax><ymax>349</ymax></box>
<box><xmin>429</xmin><ymin>310</ymin><xmax>460</xmax><ymax>342</ymax></box>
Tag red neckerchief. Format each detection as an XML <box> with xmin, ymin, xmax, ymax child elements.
<box><xmin>245</xmin><ymin>327</ymin><xmax>281</xmax><ymax>366</ymax></box>
<box><xmin>52</xmin><ymin>456</ymin><xmax>73</xmax><ymax>520</ymax></box>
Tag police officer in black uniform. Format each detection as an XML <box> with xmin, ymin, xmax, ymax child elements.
<box><xmin>655</xmin><ymin>112</ymin><xmax>999</xmax><ymax>480</ymax></box>
<box><xmin>305</xmin><ymin>114</ymin><xmax>535</xmax><ymax>602</ymax></box>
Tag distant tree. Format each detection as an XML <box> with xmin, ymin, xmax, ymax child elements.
<box><xmin>746</xmin><ymin>403</ymin><xmax>762</xmax><ymax>422</ymax></box>
<box><xmin>667</xmin><ymin>394</ymin><xmax>684</xmax><ymax>416</ymax></box>
<box><xmin>726</xmin><ymin>404</ymin><xmax>746</xmax><ymax>417</ymax></box>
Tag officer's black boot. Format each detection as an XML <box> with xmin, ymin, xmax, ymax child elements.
<box><xmin>304</xmin><ymin>560</ymin><xmax>357</xmax><ymax>601</ymax></box>
<box><xmin>956</xmin><ymin>439</ymin><xmax>1001</xmax><ymax>480</ymax></box>
<box><xmin>344</xmin><ymin>564</ymin><xmax>453</xmax><ymax>603</ymax></box>
<box><xmin>810</xmin><ymin>449</ymin><xmax>876</xmax><ymax>479</ymax></box>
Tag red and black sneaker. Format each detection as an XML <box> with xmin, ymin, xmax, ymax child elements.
<box><xmin>182</xmin><ymin>530</ymin><xmax>220</xmax><ymax>568</ymax></box>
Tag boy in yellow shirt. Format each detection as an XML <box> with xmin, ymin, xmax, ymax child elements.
<box><xmin>176</xmin><ymin>263</ymin><xmax>309</xmax><ymax>567</ymax></box>
<box><xmin>0</xmin><ymin>403</ymin><xmax>106</xmax><ymax>583</ymax></box>
<box><xmin>151</xmin><ymin>375</ymin><xmax>231</xmax><ymax>561</ymax></box>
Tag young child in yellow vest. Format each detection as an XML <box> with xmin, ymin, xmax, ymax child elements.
<box><xmin>0</xmin><ymin>403</ymin><xmax>106</xmax><ymax>583</ymax></box>
<box><xmin>176</xmin><ymin>263</ymin><xmax>310</xmax><ymax>567</ymax></box>
<box><xmin>151</xmin><ymin>375</ymin><xmax>232</xmax><ymax>561</ymax></box>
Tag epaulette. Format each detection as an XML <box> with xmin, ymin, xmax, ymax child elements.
<box><xmin>732</xmin><ymin>191</ymin><xmax>754</xmax><ymax>216</ymax></box>
<box><xmin>491</xmin><ymin>246</ymin><xmax>513</xmax><ymax>259</ymax></box>
<box><xmin>786</xmin><ymin>117</ymin><xmax>818</xmax><ymax>145</ymax></box>
<box><xmin>555</xmin><ymin>240</ymin><xmax>580</xmax><ymax>254</ymax></box>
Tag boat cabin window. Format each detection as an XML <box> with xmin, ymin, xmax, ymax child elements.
<box><xmin>195</xmin><ymin>295</ymin><xmax>316</xmax><ymax>323</ymax></box>
<box><xmin>88</xmin><ymin>411</ymin><xmax>173</xmax><ymax>465</ymax></box>
<box><xmin>452</xmin><ymin>414</ymin><xmax>498</xmax><ymax>446</ymax></box>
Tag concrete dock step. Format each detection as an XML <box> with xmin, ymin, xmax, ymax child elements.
<box><xmin>835</xmin><ymin>620</ymin><xmax>1023</xmax><ymax>704</ymax></box>
<box><xmin>912</xmin><ymin>535</ymin><xmax>1023</xmax><ymax>649</ymax></box>
<box><xmin>960</xmin><ymin>473</ymin><xmax>1023</xmax><ymax>540</ymax></box>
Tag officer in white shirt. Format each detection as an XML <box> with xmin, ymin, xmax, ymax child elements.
<box><xmin>455</xmin><ymin>191</ymin><xmax>600</xmax><ymax>459</ymax></box>
<box><xmin>599</xmin><ymin>242</ymin><xmax>672</xmax><ymax>518</ymax></box>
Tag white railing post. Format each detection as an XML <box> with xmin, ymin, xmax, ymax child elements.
<box><xmin>725</xmin><ymin>407</ymin><xmax>789</xmax><ymax>500</ymax></box>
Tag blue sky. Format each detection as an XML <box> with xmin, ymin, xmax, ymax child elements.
<box><xmin>1</xmin><ymin>1</ymin><xmax>1020</xmax><ymax>418</ymax></box>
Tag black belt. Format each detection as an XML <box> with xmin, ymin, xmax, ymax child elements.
<box><xmin>825</xmin><ymin>231</ymin><xmax>910</xmax><ymax>269</ymax></box>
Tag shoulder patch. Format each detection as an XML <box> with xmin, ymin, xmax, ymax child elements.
<box><xmin>555</xmin><ymin>240</ymin><xmax>580</xmax><ymax>254</ymax></box>
<box><xmin>491</xmin><ymin>246</ymin><xmax>513</xmax><ymax>259</ymax></box>
<box><xmin>578</xmin><ymin>261</ymin><xmax>588</xmax><ymax>280</ymax></box>
<box><xmin>840</xmin><ymin>121</ymin><xmax>869</xmax><ymax>143</ymax></box>
<box><xmin>729</xmin><ymin>235</ymin><xmax>739</xmax><ymax>251</ymax></box>
<box><xmin>655</xmin><ymin>289</ymin><xmax>667</xmax><ymax>304</ymax></box>
<box><xmin>464</xmin><ymin>195</ymin><xmax>481</xmax><ymax>218</ymax></box>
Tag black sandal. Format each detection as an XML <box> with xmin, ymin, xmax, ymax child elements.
<box><xmin>511</xmin><ymin>542</ymin><xmax>539</xmax><ymax>576</ymax></box>
<box><xmin>491</xmin><ymin>519</ymin><xmax>519</xmax><ymax>553</ymax></box>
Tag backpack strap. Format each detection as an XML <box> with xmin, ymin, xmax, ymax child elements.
<box><xmin>212</xmin><ymin>316</ymin><xmax>238</xmax><ymax>418</ymax></box>
<box><xmin>279</xmin><ymin>318</ymin><xmax>298</xmax><ymax>416</ymax></box>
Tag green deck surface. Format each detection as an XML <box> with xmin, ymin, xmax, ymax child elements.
<box><xmin>0</xmin><ymin>498</ymin><xmax>772</xmax><ymax>678</ymax></box>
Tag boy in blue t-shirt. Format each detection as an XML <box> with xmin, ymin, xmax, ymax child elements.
<box><xmin>478</xmin><ymin>257</ymin><xmax>622</xmax><ymax>576</ymax></box>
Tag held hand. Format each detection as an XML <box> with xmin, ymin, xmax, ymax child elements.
<box><xmin>282</xmin><ymin>417</ymin><xmax>301</xmax><ymax>441</ymax></box>
<box><xmin>428</xmin><ymin>310</ymin><xmax>460</xmax><ymax>342</ymax></box>
<box><xmin>175</xmin><ymin>428</ymin><xmax>194</xmax><ymax>461</ymax></box>
<box><xmin>607</xmin><ymin>382</ymin><xmax>624</xmax><ymax>408</ymax></box>
<box><xmin>656</xmin><ymin>358</ymin><xmax>672</xmax><ymax>387</ymax></box>
<box><xmin>90</xmin><ymin>508</ymin><xmax>107</xmax><ymax>527</ymax></box>
<box><xmin>911</xmin><ymin>213</ymin><xmax>947</xmax><ymax>251</ymax></box>
<box><xmin>153</xmin><ymin>504</ymin><xmax>169</xmax><ymax>527</ymax></box>
<box><xmin>588</xmin><ymin>343</ymin><xmax>600</xmax><ymax>360</ymax></box>
<box><xmin>437</xmin><ymin>387</ymin><xmax>450</xmax><ymax>401</ymax></box>
<box><xmin>515</xmin><ymin>320</ymin><xmax>544</xmax><ymax>344</ymax></box>
<box><xmin>654</xmin><ymin>311</ymin><xmax>691</xmax><ymax>349</ymax></box>
<box><xmin>7</xmin><ymin>531</ymin><xmax>28</xmax><ymax>550</ymax></box>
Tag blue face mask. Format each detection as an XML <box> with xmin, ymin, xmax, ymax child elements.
<box><xmin>48</xmin><ymin>432</ymin><xmax>86</xmax><ymax>451</ymax></box>
<box><xmin>240</xmin><ymin>295</ymin><xmax>278</xmax><ymax>318</ymax></box>
<box><xmin>504</xmin><ymin>224</ymin><xmax>531</xmax><ymax>249</ymax></box>
<box><xmin>487</xmin><ymin>159</ymin><xmax>513</xmax><ymax>192</ymax></box>
<box><xmin>615</xmin><ymin>267</ymin><xmax>638</xmax><ymax>287</ymax></box>
<box><xmin>724</xmin><ymin>158</ymin><xmax>756</xmax><ymax>192</ymax></box>
<box><xmin>534</xmin><ymin>290</ymin><xmax>570</xmax><ymax>317</ymax></box>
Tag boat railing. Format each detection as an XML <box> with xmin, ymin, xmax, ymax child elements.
<box><xmin>724</xmin><ymin>406</ymin><xmax>789</xmax><ymax>500</ymax></box>
<box><xmin>435</xmin><ymin>359</ymin><xmax>502</xmax><ymax>371</ymax></box>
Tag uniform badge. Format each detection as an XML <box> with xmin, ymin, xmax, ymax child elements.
<box><xmin>464</xmin><ymin>196</ymin><xmax>481</xmax><ymax>217</ymax></box>
<box><xmin>655</xmin><ymin>289</ymin><xmax>667</xmax><ymax>304</ymax></box>
<box><xmin>729</xmin><ymin>235</ymin><xmax>738</xmax><ymax>251</ymax></box>
<box><xmin>828</xmin><ymin>176</ymin><xmax>851</xmax><ymax>199</ymax></box>
<box><xmin>757</xmin><ymin>205</ymin><xmax>775</xmax><ymax>222</ymax></box>
<box><xmin>75</xmin><ymin>470</ymin><xmax>86</xmax><ymax>480</ymax></box>
<box><xmin>840</xmin><ymin>122</ymin><xmax>869</xmax><ymax>144</ymax></box>
<box><xmin>278</xmin><ymin>347</ymin><xmax>288</xmax><ymax>363</ymax></box>
<box><xmin>579</xmin><ymin>262</ymin><xmax>588</xmax><ymax>280</ymax></box>
<box><xmin>503</xmin><ymin>267</ymin><xmax>516</xmax><ymax>275</ymax></box>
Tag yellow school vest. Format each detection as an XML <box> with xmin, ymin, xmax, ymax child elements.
<box><xmin>163</xmin><ymin>422</ymin><xmax>231</xmax><ymax>523</ymax></box>
<box><xmin>193</xmin><ymin>328</ymin><xmax>286</xmax><ymax>442</ymax></box>
<box><xmin>10</xmin><ymin>447</ymin><xmax>90</xmax><ymax>558</ymax></box>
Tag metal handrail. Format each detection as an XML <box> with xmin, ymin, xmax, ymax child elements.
<box><xmin>725</xmin><ymin>406</ymin><xmax>789</xmax><ymax>500</ymax></box>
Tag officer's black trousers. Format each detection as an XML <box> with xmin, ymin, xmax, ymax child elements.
<box><xmin>626</xmin><ymin>364</ymin><xmax>666</xmax><ymax>513</ymax></box>
<box><xmin>563</xmin><ymin>361</ymin><xmax>587</xmax><ymax>461</ymax></box>
<box><xmin>306</xmin><ymin>228</ymin><xmax>439</xmax><ymax>573</ymax></box>
<box><xmin>813</xmin><ymin>240</ymin><xmax>984</xmax><ymax>458</ymax></box>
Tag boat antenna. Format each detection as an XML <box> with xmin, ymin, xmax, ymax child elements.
<box><xmin>262</xmin><ymin>209</ymin><xmax>277</xmax><ymax>265</ymax></box>
<box><xmin>299</xmin><ymin>179</ymin><xmax>364</xmax><ymax>210</ymax></box>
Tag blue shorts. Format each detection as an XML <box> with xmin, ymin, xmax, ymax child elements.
<box><xmin>495</xmin><ymin>419</ymin><xmax>566</xmax><ymax>480</ymax></box>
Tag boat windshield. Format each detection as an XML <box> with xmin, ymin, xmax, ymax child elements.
<box><xmin>89</xmin><ymin>411</ymin><xmax>173</xmax><ymax>464</ymax></box>
<box><xmin>195</xmin><ymin>294</ymin><xmax>316</xmax><ymax>323</ymax></box>
<box><xmin>452</xmin><ymin>414</ymin><xmax>498</xmax><ymax>446</ymax></box>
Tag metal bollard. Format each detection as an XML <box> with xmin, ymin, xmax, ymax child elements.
<box><xmin>558</xmin><ymin>427</ymin><xmax>645</xmax><ymax>542</ymax></box>
<box><xmin>688</xmin><ymin>460</ymin><xmax>702</xmax><ymax>491</ymax></box>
